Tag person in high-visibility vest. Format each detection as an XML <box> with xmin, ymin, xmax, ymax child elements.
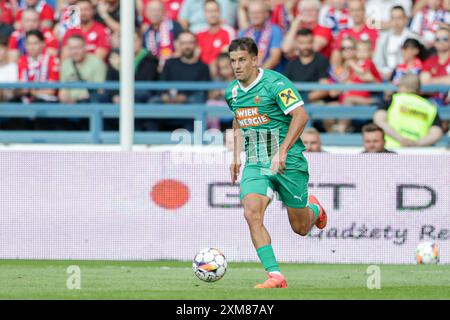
<box><xmin>373</xmin><ymin>74</ymin><xmax>444</xmax><ymax>148</ymax></box>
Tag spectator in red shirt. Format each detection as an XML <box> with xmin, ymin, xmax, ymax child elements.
<box><xmin>137</xmin><ymin>0</ymin><xmax>184</xmax><ymax>25</ymax></box>
<box><xmin>342</xmin><ymin>39</ymin><xmax>382</xmax><ymax>105</ymax></box>
<box><xmin>421</xmin><ymin>26</ymin><xmax>450</xmax><ymax>106</ymax></box>
<box><xmin>270</xmin><ymin>0</ymin><xmax>300</xmax><ymax>33</ymax></box>
<box><xmin>143</xmin><ymin>0</ymin><xmax>183</xmax><ymax>71</ymax></box>
<box><xmin>16</xmin><ymin>30</ymin><xmax>59</xmax><ymax>103</ymax></box>
<box><xmin>331</xmin><ymin>0</ymin><xmax>379</xmax><ymax>67</ymax></box>
<box><xmin>62</xmin><ymin>0</ymin><xmax>111</xmax><ymax>61</ymax></box>
<box><xmin>0</xmin><ymin>0</ymin><xmax>14</xmax><ymax>25</ymax></box>
<box><xmin>8</xmin><ymin>8</ymin><xmax>59</xmax><ymax>62</ymax></box>
<box><xmin>281</xmin><ymin>0</ymin><xmax>334</xmax><ymax>60</ymax></box>
<box><xmin>325</xmin><ymin>37</ymin><xmax>381</xmax><ymax>133</ymax></box>
<box><xmin>15</xmin><ymin>0</ymin><xmax>55</xmax><ymax>30</ymax></box>
<box><xmin>196</xmin><ymin>0</ymin><xmax>235</xmax><ymax>68</ymax></box>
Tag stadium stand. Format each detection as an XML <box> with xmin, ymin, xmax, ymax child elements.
<box><xmin>0</xmin><ymin>0</ymin><xmax>448</xmax><ymax>148</ymax></box>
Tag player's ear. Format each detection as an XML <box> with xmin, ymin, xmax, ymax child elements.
<box><xmin>251</xmin><ymin>54</ymin><xmax>258</xmax><ymax>67</ymax></box>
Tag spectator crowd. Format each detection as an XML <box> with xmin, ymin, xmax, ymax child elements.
<box><xmin>0</xmin><ymin>0</ymin><xmax>448</xmax><ymax>145</ymax></box>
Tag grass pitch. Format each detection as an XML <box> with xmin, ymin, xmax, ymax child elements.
<box><xmin>0</xmin><ymin>260</ymin><xmax>449</xmax><ymax>300</ymax></box>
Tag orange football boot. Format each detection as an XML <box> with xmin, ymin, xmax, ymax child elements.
<box><xmin>255</xmin><ymin>273</ymin><xmax>288</xmax><ymax>289</ymax></box>
<box><xmin>308</xmin><ymin>195</ymin><xmax>328</xmax><ymax>229</ymax></box>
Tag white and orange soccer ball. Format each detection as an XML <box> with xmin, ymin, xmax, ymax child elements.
<box><xmin>416</xmin><ymin>241</ymin><xmax>440</xmax><ymax>265</ymax></box>
<box><xmin>192</xmin><ymin>248</ymin><xmax>227</xmax><ymax>282</ymax></box>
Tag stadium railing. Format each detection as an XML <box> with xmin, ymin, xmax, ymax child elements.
<box><xmin>0</xmin><ymin>82</ymin><xmax>448</xmax><ymax>146</ymax></box>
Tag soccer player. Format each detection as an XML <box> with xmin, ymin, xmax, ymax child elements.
<box><xmin>226</xmin><ymin>37</ymin><xmax>328</xmax><ymax>289</ymax></box>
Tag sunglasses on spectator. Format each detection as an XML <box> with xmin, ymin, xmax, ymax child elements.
<box><xmin>435</xmin><ymin>37</ymin><xmax>449</xmax><ymax>43</ymax></box>
<box><xmin>341</xmin><ymin>46</ymin><xmax>355</xmax><ymax>50</ymax></box>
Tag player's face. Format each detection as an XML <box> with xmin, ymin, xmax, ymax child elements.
<box><xmin>25</xmin><ymin>35</ymin><xmax>44</xmax><ymax>58</ymax></box>
<box><xmin>363</xmin><ymin>131</ymin><xmax>385</xmax><ymax>153</ymax></box>
<box><xmin>204</xmin><ymin>1</ymin><xmax>221</xmax><ymax>26</ymax></box>
<box><xmin>302</xmin><ymin>133</ymin><xmax>322</xmax><ymax>152</ymax></box>
<box><xmin>229</xmin><ymin>50</ymin><xmax>258</xmax><ymax>82</ymax></box>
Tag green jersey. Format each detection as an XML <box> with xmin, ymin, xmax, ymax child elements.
<box><xmin>225</xmin><ymin>68</ymin><xmax>307</xmax><ymax>171</ymax></box>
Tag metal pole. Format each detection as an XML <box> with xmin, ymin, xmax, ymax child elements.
<box><xmin>120</xmin><ymin>0</ymin><xmax>135</xmax><ymax>151</ymax></box>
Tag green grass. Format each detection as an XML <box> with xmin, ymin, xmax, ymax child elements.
<box><xmin>0</xmin><ymin>260</ymin><xmax>449</xmax><ymax>299</ymax></box>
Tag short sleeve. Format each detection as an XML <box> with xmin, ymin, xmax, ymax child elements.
<box><xmin>271</xmin><ymin>77</ymin><xmax>304</xmax><ymax>115</ymax></box>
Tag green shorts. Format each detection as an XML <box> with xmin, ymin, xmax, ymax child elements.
<box><xmin>240</xmin><ymin>165</ymin><xmax>309</xmax><ymax>208</ymax></box>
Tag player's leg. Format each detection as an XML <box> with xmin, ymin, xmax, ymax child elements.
<box><xmin>276</xmin><ymin>169</ymin><xmax>327</xmax><ymax>235</ymax></box>
<box><xmin>240</xmin><ymin>166</ymin><xmax>287</xmax><ymax>289</ymax></box>
<box><xmin>242</xmin><ymin>193</ymin><xmax>272</xmax><ymax>249</ymax></box>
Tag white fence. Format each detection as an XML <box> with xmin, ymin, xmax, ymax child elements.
<box><xmin>0</xmin><ymin>151</ymin><xmax>448</xmax><ymax>264</ymax></box>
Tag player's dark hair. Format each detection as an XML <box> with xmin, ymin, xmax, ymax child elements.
<box><xmin>362</xmin><ymin>123</ymin><xmax>384</xmax><ymax>135</ymax></box>
<box><xmin>228</xmin><ymin>37</ymin><xmax>258</xmax><ymax>56</ymax></box>
<box><xmin>26</xmin><ymin>29</ymin><xmax>45</xmax><ymax>42</ymax></box>
<box><xmin>296</xmin><ymin>28</ymin><xmax>313</xmax><ymax>37</ymax></box>
<box><xmin>391</xmin><ymin>5</ymin><xmax>406</xmax><ymax>15</ymax></box>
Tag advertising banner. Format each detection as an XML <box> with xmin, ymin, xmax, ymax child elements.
<box><xmin>0</xmin><ymin>151</ymin><xmax>448</xmax><ymax>264</ymax></box>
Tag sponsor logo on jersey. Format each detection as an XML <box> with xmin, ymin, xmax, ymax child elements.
<box><xmin>278</xmin><ymin>89</ymin><xmax>299</xmax><ymax>107</ymax></box>
<box><xmin>236</xmin><ymin>107</ymin><xmax>270</xmax><ymax>127</ymax></box>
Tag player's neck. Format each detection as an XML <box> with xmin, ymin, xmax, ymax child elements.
<box><xmin>240</xmin><ymin>68</ymin><xmax>260</xmax><ymax>88</ymax></box>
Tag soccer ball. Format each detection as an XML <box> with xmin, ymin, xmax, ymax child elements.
<box><xmin>192</xmin><ymin>248</ymin><xmax>227</xmax><ymax>282</ymax></box>
<box><xmin>416</xmin><ymin>241</ymin><xmax>439</xmax><ymax>265</ymax></box>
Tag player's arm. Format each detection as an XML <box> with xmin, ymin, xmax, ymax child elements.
<box><xmin>230</xmin><ymin>118</ymin><xmax>243</xmax><ymax>185</ymax></box>
<box><xmin>272</xmin><ymin>107</ymin><xmax>309</xmax><ymax>174</ymax></box>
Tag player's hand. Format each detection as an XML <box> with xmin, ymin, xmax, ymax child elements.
<box><xmin>271</xmin><ymin>150</ymin><xmax>287</xmax><ymax>175</ymax></box>
<box><xmin>230</xmin><ymin>162</ymin><xmax>241</xmax><ymax>185</ymax></box>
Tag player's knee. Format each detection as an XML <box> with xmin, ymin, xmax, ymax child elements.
<box><xmin>292</xmin><ymin>223</ymin><xmax>310</xmax><ymax>236</ymax></box>
<box><xmin>243</xmin><ymin>207</ymin><xmax>263</xmax><ymax>227</ymax></box>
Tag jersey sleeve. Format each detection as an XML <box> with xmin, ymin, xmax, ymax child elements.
<box><xmin>271</xmin><ymin>77</ymin><xmax>304</xmax><ymax>115</ymax></box>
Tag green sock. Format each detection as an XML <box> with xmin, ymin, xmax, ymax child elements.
<box><xmin>308</xmin><ymin>203</ymin><xmax>320</xmax><ymax>220</ymax></box>
<box><xmin>256</xmin><ymin>245</ymin><xmax>281</xmax><ymax>273</ymax></box>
